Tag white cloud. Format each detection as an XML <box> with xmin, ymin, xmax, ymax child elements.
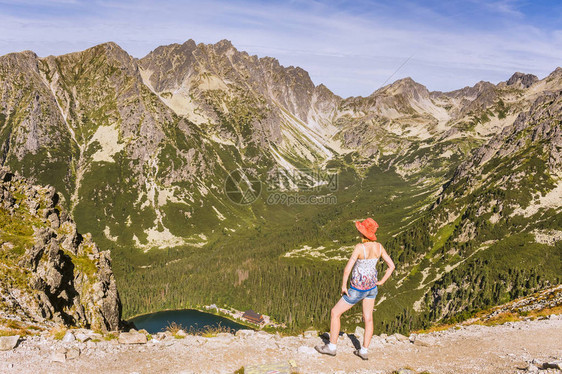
<box><xmin>0</xmin><ymin>0</ymin><xmax>560</xmax><ymax>97</ymax></box>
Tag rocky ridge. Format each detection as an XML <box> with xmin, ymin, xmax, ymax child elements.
<box><xmin>0</xmin><ymin>167</ymin><xmax>122</xmax><ymax>331</ymax></box>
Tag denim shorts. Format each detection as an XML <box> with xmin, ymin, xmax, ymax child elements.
<box><xmin>342</xmin><ymin>286</ymin><xmax>378</xmax><ymax>305</ymax></box>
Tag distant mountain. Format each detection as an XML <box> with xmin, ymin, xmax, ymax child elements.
<box><xmin>0</xmin><ymin>40</ymin><xmax>560</xmax><ymax>333</ymax></box>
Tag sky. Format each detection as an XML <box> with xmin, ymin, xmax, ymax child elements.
<box><xmin>0</xmin><ymin>0</ymin><xmax>561</xmax><ymax>97</ymax></box>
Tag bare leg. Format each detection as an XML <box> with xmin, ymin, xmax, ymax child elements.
<box><xmin>329</xmin><ymin>298</ymin><xmax>354</xmax><ymax>344</ymax></box>
<box><xmin>361</xmin><ymin>297</ymin><xmax>375</xmax><ymax>348</ymax></box>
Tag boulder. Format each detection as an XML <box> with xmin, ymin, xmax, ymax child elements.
<box><xmin>175</xmin><ymin>329</ymin><xmax>187</xmax><ymax>338</ymax></box>
<box><xmin>392</xmin><ymin>333</ymin><xmax>410</xmax><ymax>342</ymax></box>
<box><xmin>62</xmin><ymin>331</ymin><xmax>75</xmax><ymax>343</ymax></box>
<box><xmin>354</xmin><ymin>326</ymin><xmax>364</xmax><ymax>339</ymax></box>
<box><xmin>50</xmin><ymin>348</ymin><xmax>67</xmax><ymax>363</ymax></box>
<box><xmin>118</xmin><ymin>331</ymin><xmax>147</xmax><ymax>344</ymax></box>
<box><xmin>526</xmin><ymin>363</ymin><xmax>539</xmax><ymax>373</ymax></box>
<box><xmin>75</xmin><ymin>332</ymin><xmax>90</xmax><ymax>342</ymax></box>
<box><xmin>303</xmin><ymin>330</ymin><xmax>318</xmax><ymax>338</ymax></box>
<box><xmin>413</xmin><ymin>337</ymin><xmax>432</xmax><ymax>347</ymax></box>
<box><xmin>543</xmin><ymin>361</ymin><xmax>562</xmax><ymax>370</ymax></box>
<box><xmin>0</xmin><ymin>335</ymin><xmax>19</xmax><ymax>351</ymax></box>
<box><xmin>385</xmin><ymin>335</ymin><xmax>398</xmax><ymax>344</ymax></box>
<box><xmin>66</xmin><ymin>347</ymin><xmax>80</xmax><ymax>360</ymax></box>
<box><xmin>236</xmin><ymin>329</ymin><xmax>255</xmax><ymax>338</ymax></box>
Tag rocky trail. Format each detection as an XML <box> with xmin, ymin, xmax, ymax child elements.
<box><xmin>0</xmin><ymin>315</ymin><xmax>560</xmax><ymax>374</ymax></box>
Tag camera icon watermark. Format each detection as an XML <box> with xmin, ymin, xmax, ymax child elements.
<box><xmin>224</xmin><ymin>168</ymin><xmax>262</xmax><ymax>205</ymax></box>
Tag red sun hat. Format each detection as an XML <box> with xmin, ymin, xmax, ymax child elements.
<box><xmin>355</xmin><ymin>218</ymin><xmax>379</xmax><ymax>241</ymax></box>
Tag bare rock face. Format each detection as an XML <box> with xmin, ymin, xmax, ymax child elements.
<box><xmin>506</xmin><ymin>72</ymin><xmax>539</xmax><ymax>88</ymax></box>
<box><xmin>0</xmin><ymin>167</ymin><xmax>123</xmax><ymax>331</ymax></box>
<box><xmin>449</xmin><ymin>89</ymin><xmax>562</xmax><ymax>188</ymax></box>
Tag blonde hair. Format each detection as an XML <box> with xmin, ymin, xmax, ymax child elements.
<box><xmin>360</xmin><ymin>232</ymin><xmax>375</xmax><ymax>243</ymax></box>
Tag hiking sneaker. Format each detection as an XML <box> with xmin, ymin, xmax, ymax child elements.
<box><xmin>315</xmin><ymin>344</ymin><xmax>336</xmax><ymax>356</ymax></box>
<box><xmin>354</xmin><ymin>349</ymin><xmax>368</xmax><ymax>360</ymax></box>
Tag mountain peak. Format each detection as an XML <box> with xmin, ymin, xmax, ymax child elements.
<box><xmin>215</xmin><ymin>39</ymin><xmax>234</xmax><ymax>48</ymax></box>
<box><xmin>506</xmin><ymin>72</ymin><xmax>538</xmax><ymax>88</ymax></box>
<box><xmin>373</xmin><ymin>76</ymin><xmax>429</xmax><ymax>98</ymax></box>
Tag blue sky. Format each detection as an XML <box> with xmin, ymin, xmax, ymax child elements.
<box><xmin>0</xmin><ymin>0</ymin><xmax>561</xmax><ymax>97</ymax></box>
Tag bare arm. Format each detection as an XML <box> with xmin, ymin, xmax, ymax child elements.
<box><xmin>341</xmin><ymin>245</ymin><xmax>361</xmax><ymax>296</ymax></box>
<box><xmin>376</xmin><ymin>245</ymin><xmax>395</xmax><ymax>286</ymax></box>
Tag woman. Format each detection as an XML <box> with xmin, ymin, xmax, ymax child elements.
<box><xmin>315</xmin><ymin>218</ymin><xmax>395</xmax><ymax>360</ymax></box>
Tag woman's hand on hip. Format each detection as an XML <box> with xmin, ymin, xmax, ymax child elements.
<box><xmin>375</xmin><ymin>280</ymin><xmax>385</xmax><ymax>286</ymax></box>
<box><xmin>341</xmin><ymin>286</ymin><xmax>349</xmax><ymax>296</ymax></box>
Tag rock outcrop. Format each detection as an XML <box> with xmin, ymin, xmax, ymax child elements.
<box><xmin>0</xmin><ymin>167</ymin><xmax>123</xmax><ymax>331</ymax></box>
<box><xmin>506</xmin><ymin>72</ymin><xmax>539</xmax><ymax>88</ymax></box>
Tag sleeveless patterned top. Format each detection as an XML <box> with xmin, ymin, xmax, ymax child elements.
<box><xmin>350</xmin><ymin>243</ymin><xmax>379</xmax><ymax>291</ymax></box>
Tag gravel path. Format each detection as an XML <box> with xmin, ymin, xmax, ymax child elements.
<box><xmin>1</xmin><ymin>316</ymin><xmax>561</xmax><ymax>373</ymax></box>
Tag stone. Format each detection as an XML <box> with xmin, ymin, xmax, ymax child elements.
<box><xmin>62</xmin><ymin>331</ymin><xmax>75</xmax><ymax>343</ymax></box>
<box><xmin>118</xmin><ymin>331</ymin><xmax>147</xmax><ymax>344</ymax></box>
<box><xmin>408</xmin><ymin>334</ymin><xmax>417</xmax><ymax>343</ymax></box>
<box><xmin>50</xmin><ymin>348</ymin><xmax>67</xmax><ymax>363</ymax></box>
<box><xmin>303</xmin><ymin>330</ymin><xmax>318</xmax><ymax>338</ymax></box>
<box><xmin>413</xmin><ymin>338</ymin><xmax>432</xmax><ymax>347</ymax></box>
<box><xmin>297</xmin><ymin>346</ymin><xmax>317</xmax><ymax>355</ymax></box>
<box><xmin>526</xmin><ymin>363</ymin><xmax>539</xmax><ymax>373</ymax></box>
<box><xmin>75</xmin><ymin>333</ymin><xmax>90</xmax><ymax>342</ymax></box>
<box><xmin>0</xmin><ymin>335</ymin><xmax>19</xmax><ymax>351</ymax></box>
<box><xmin>385</xmin><ymin>335</ymin><xmax>398</xmax><ymax>344</ymax></box>
<box><xmin>175</xmin><ymin>329</ymin><xmax>187</xmax><ymax>337</ymax></box>
<box><xmin>543</xmin><ymin>361</ymin><xmax>562</xmax><ymax>370</ymax></box>
<box><xmin>66</xmin><ymin>347</ymin><xmax>80</xmax><ymax>360</ymax></box>
<box><xmin>354</xmin><ymin>326</ymin><xmax>365</xmax><ymax>338</ymax></box>
<box><xmin>236</xmin><ymin>329</ymin><xmax>255</xmax><ymax>338</ymax></box>
<box><xmin>392</xmin><ymin>333</ymin><xmax>410</xmax><ymax>342</ymax></box>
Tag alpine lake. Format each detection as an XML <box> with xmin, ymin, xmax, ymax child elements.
<box><xmin>129</xmin><ymin>309</ymin><xmax>249</xmax><ymax>334</ymax></box>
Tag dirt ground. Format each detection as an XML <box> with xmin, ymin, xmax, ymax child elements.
<box><xmin>1</xmin><ymin>316</ymin><xmax>561</xmax><ymax>373</ymax></box>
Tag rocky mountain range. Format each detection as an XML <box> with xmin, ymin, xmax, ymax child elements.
<box><xmin>0</xmin><ymin>39</ymin><xmax>560</xmax><ymax>331</ymax></box>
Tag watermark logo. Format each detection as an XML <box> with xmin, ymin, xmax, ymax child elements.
<box><xmin>266</xmin><ymin>167</ymin><xmax>339</xmax><ymax>192</ymax></box>
<box><xmin>224</xmin><ymin>168</ymin><xmax>262</xmax><ymax>205</ymax></box>
<box><xmin>266</xmin><ymin>192</ymin><xmax>337</xmax><ymax>206</ymax></box>
<box><xmin>224</xmin><ymin>167</ymin><xmax>338</xmax><ymax>205</ymax></box>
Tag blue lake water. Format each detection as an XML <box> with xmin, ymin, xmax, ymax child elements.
<box><xmin>128</xmin><ymin>309</ymin><xmax>249</xmax><ymax>334</ymax></box>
